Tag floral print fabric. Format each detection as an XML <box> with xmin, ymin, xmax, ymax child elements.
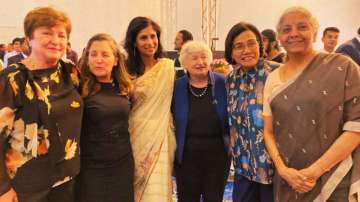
<box><xmin>0</xmin><ymin>60</ymin><xmax>83</xmax><ymax>195</ymax></box>
<box><xmin>226</xmin><ymin>59</ymin><xmax>278</xmax><ymax>184</ymax></box>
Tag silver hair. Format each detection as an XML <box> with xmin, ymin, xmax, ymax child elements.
<box><xmin>179</xmin><ymin>41</ymin><xmax>213</xmax><ymax>68</ymax></box>
<box><xmin>276</xmin><ymin>6</ymin><xmax>319</xmax><ymax>34</ymax></box>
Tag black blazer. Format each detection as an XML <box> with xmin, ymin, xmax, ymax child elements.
<box><xmin>7</xmin><ymin>53</ymin><xmax>25</xmax><ymax>66</ymax></box>
<box><xmin>336</xmin><ymin>38</ymin><xmax>360</xmax><ymax>65</ymax></box>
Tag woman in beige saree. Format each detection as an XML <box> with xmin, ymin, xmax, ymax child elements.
<box><xmin>124</xmin><ymin>16</ymin><xmax>176</xmax><ymax>202</ymax></box>
<box><xmin>263</xmin><ymin>7</ymin><xmax>360</xmax><ymax>202</ymax></box>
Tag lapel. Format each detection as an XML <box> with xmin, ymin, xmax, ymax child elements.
<box><xmin>176</xmin><ymin>72</ymin><xmax>225</xmax><ymax>131</ymax></box>
<box><xmin>177</xmin><ymin>75</ymin><xmax>189</xmax><ymax>123</ymax></box>
<box><xmin>209</xmin><ymin>72</ymin><xmax>225</xmax><ymax>126</ymax></box>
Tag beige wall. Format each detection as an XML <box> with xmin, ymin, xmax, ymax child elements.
<box><xmin>0</xmin><ymin>0</ymin><xmax>359</xmax><ymax>53</ymax></box>
<box><xmin>0</xmin><ymin>0</ymin><xmax>174</xmax><ymax>53</ymax></box>
<box><xmin>177</xmin><ymin>0</ymin><xmax>360</xmax><ymax>51</ymax></box>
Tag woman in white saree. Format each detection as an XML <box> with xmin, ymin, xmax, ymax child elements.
<box><xmin>124</xmin><ymin>16</ymin><xmax>176</xmax><ymax>202</ymax></box>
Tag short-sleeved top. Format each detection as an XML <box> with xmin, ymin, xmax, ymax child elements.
<box><xmin>263</xmin><ymin>63</ymin><xmax>311</xmax><ymax>116</ymax></box>
<box><xmin>0</xmin><ymin>60</ymin><xmax>83</xmax><ymax>195</ymax></box>
<box><xmin>263</xmin><ymin>68</ymin><xmax>284</xmax><ymax>116</ymax></box>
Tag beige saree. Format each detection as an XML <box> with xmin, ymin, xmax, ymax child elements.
<box><xmin>129</xmin><ymin>58</ymin><xmax>176</xmax><ymax>202</ymax></box>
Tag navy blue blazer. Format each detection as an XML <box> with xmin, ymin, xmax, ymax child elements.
<box><xmin>172</xmin><ymin>71</ymin><xmax>230</xmax><ymax>164</ymax></box>
<box><xmin>336</xmin><ymin>37</ymin><xmax>360</xmax><ymax>65</ymax></box>
<box><xmin>7</xmin><ymin>53</ymin><xmax>25</xmax><ymax>67</ymax></box>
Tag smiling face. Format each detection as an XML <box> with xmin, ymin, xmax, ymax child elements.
<box><xmin>278</xmin><ymin>11</ymin><xmax>316</xmax><ymax>55</ymax></box>
<box><xmin>322</xmin><ymin>31</ymin><xmax>339</xmax><ymax>52</ymax></box>
<box><xmin>27</xmin><ymin>24</ymin><xmax>67</xmax><ymax>67</ymax></box>
<box><xmin>183</xmin><ymin>51</ymin><xmax>210</xmax><ymax>79</ymax></box>
<box><xmin>231</xmin><ymin>30</ymin><xmax>260</xmax><ymax>70</ymax></box>
<box><xmin>135</xmin><ymin>25</ymin><xmax>158</xmax><ymax>58</ymax></box>
<box><xmin>88</xmin><ymin>40</ymin><xmax>118</xmax><ymax>83</ymax></box>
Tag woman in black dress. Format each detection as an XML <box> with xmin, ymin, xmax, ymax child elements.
<box><xmin>76</xmin><ymin>33</ymin><xmax>134</xmax><ymax>202</ymax></box>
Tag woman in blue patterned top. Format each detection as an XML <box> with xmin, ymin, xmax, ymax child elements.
<box><xmin>225</xmin><ymin>22</ymin><xmax>279</xmax><ymax>202</ymax></box>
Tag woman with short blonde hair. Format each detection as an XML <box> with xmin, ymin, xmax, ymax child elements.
<box><xmin>173</xmin><ymin>41</ymin><xmax>231</xmax><ymax>202</ymax></box>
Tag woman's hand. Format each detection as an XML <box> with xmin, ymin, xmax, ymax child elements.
<box><xmin>211</xmin><ymin>59</ymin><xmax>232</xmax><ymax>75</ymax></box>
<box><xmin>211</xmin><ymin>58</ymin><xmax>228</xmax><ymax>68</ymax></box>
<box><xmin>0</xmin><ymin>188</ymin><xmax>18</xmax><ymax>202</ymax></box>
<box><xmin>300</xmin><ymin>164</ymin><xmax>324</xmax><ymax>183</ymax></box>
<box><xmin>278</xmin><ymin>166</ymin><xmax>316</xmax><ymax>193</ymax></box>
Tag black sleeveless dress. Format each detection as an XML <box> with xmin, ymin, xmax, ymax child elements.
<box><xmin>77</xmin><ymin>82</ymin><xmax>134</xmax><ymax>202</ymax></box>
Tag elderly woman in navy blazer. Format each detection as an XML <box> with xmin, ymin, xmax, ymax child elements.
<box><xmin>172</xmin><ymin>41</ymin><xmax>230</xmax><ymax>202</ymax></box>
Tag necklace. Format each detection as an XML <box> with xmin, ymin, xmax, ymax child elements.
<box><xmin>189</xmin><ymin>84</ymin><xmax>208</xmax><ymax>98</ymax></box>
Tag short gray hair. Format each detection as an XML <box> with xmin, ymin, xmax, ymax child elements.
<box><xmin>276</xmin><ymin>6</ymin><xmax>319</xmax><ymax>35</ymax></box>
<box><xmin>179</xmin><ymin>41</ymin><xmax>213</xmax><ymax>67</ymax></box>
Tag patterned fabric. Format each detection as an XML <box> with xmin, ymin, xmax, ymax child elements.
<box><xmin>0</xmin><ymin>60</ymin><xmax>83</xmax><ymax>195</ymax></box>
<box><xmin>264</xmin><ymin>53</ymin><xmax>360</xmax><ymax>202</ymax></box>
<box><xmin>227</xmin><ymin>59</ymin><xmax>279</xmax><ymax>184</ymax></box>
<box><xmin>129</xmin><ymin>58</ymin><xmax>176</xmax><ymax>202</ymax></box>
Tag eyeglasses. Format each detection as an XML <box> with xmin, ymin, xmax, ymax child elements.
<box><xmin>232</xmin><ymin>39</ymin><xmax>259</xmax><ymax>51</ymax></box>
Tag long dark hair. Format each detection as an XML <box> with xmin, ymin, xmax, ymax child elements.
<box><xmin>79</xmin><ymin>33</ymin><xmax>133</xmax><ymax>98</ymax></box>
<box><xmin>224</xmin><ymin>22</ymin><xmax>264</xmax><ymax>65</ymax></box>
<box><xmin>124</xmin><ymin>16</ymin><xmax>163</xmax><ymax>76</ymax></box>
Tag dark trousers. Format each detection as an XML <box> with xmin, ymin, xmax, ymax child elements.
<box><xmin>16</xmin><ymin>180</ymin><xmax>75</xmax><ymax>202</ymax></box>
<box><xmin>175</xmin><ymin>150</ymin><xmax>230</xmax><ymax>202</ymax></box>
<box><xmin>233</xmin><ymin>174</ymin><xmax>273</xmax><ymax>202</ymax></box>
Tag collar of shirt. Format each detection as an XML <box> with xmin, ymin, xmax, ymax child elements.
<box><xmin>234</xmin><ymin>59</ymin><xmax>264</xmax><ymax>79</ymax></box>
<box><xmin>21</xmin><ymin>52</ymin><xmax>28</xmax><ymax>58</ymax></box>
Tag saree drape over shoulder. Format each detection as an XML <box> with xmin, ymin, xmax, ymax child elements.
<box><xmin>265</xmin><ymin>53</ymin><xmax>360</xmax><ymax>202</ymax></box>
<box><xmin>129</xmin><ymin>58</ymin><xmax>176</xmax><ymax>202</ymax></box>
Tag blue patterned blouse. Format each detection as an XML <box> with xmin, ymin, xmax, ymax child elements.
<box><xmin>226</xmin><ymin>59</ymin><xmax>279</xmax><ymax>184</ymax></box>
